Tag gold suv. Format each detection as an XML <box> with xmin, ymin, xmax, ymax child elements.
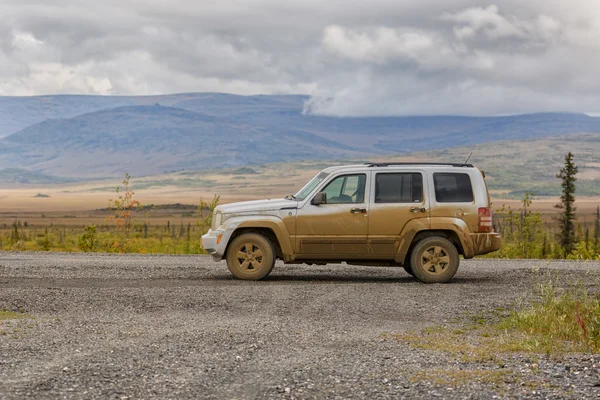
<box><xmin>202</xmin><ymin>162</ymin><xmax>501</xmax><ymax>283</ymax></box>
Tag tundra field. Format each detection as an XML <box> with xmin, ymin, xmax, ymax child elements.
<box><xmin>0</xmin><ymin>190</ymin><xmax>599</xmax><ymax>256</ymax></box>
<box><xmin>1</xmin><ymin>160</ymin><xmax>600</xmax><ymax>256</ymax></box>
<box><xmin>1</xmin><ymin>138</ymin><xmax>600</xmax><ymax>256</ymax></box>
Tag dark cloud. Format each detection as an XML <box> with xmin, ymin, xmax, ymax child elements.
<box><xmin>0</xmin><ymin>0</ymin><xmax>599</xmax><ymax>115</ymax></box>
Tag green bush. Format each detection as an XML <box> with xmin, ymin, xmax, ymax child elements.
<box><xmin>78</xmin><ymin>225</ymin><xmax>98</xmax><ymax>252</ymax></box>
<box><xmin>498</xmin><ymin>278</ymin><xmax>600</xmax><ymax>353</ymax></box>
<box><xmin>492</xmin><ymin>193</ymin><xmax>547</xmax><ymax>259</ymax></box>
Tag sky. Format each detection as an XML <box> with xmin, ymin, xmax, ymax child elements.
<box><xmin>1</xmin><ymin>0</ymin><xmax>600</xmax><ymax>116</ymax></box>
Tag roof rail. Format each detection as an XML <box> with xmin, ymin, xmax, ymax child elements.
<box><xmin>364</xmin><ymin>162</ymin><xmax>474</xmax><ymax>168</ymax></box>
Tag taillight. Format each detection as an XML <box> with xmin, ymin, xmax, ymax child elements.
<box><xmin>478</xmin><ymin>207</ymin><xmax>493</xmax><ymax>232</ymax></box>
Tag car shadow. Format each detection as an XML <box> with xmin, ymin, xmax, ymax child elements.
<box><xmin>208</xmin><ymin>273</ymin><xmax>499</xmax><ymax>284</ymax></box>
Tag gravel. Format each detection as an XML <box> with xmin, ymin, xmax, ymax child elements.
<box><xmin>1</xmin><ymin>253</ymin><xmax>599</xmax><ymax>399</ymax></box>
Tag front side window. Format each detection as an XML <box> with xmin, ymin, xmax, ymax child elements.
<box><xmin>375</xmin><ymin>173</ymin><xmax>423</xmax><ymax>203</ymax></box>
<box><xmin>434</xmin><ymin>173</ymin><xmax>474</xmax><ymax>203</ymax></box>
<box><xmin>321</xmin><ymin>174</ymin><xmax>366</xmax><ymax>204</ymax></box>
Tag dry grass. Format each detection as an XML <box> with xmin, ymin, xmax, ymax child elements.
<box><xmin>410</xmin><ymin>368</ymin><xmax>513</xmax><ymax>388</ymax></box>
<box><xmin>0</xmin><ymin>311</ymin><xmax>35</xmax><ymax>337</ymax></box>
<box><xmin>391</xmin><ymin>276</ymin><xmax>600</xmax><ymax>360</ymax></box>
<box><xmin>0</xmin><ymin>310</ymin><xmax>31</xmax><ymax>321</ymax></box>
<box><xmin>498</xmin><ymin>279</ymin><xmax>600</xmax><ymax>353</ymax></box>
<box><xmin>387</xmin><ymin>278</ymin><xmax>600</xmax><ymax>395</ymax></box>
<box><xmin>1</xmin><ymin>155</ymin><xmax>599</xmax><ymax>213</ymax></box>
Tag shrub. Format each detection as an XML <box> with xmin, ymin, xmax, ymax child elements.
<box><xmin>37</xmin><ymin>228</ymin><xmax>51</xmax><ymax>251</ymax></box>
<box><xmin>78</xmin><ymin>225</ymin><xmax>98</xmax><ymax>252</ymax></box>
<box><xmin>197</xmin><ymin>194</ymin><xmax>220</xmax><ymax>235</ymax></box>
<box><xmin>492</xmin><ymin>193</ymin><xmax>547</xmax><ymax>259</ymax></box>
<box><xmin>106</xmin><ymin>173</ymin><xmax>142</xmax><ymax>253</ymax></box>
<box><xmin>498</xmin><ymin>278</ymin><xmax>600</xmax><ymax>353</ymax></box>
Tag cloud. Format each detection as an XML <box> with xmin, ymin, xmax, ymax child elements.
<box><xmin>441</xmin><ymin>5</ymin><xmax>562</xmax><ymax>42</ymax></box>
<box><xmin>322</xmin><ymin>25</ymin><xmax>434</xmax><ymax>64</ymax></box>
<box><xmin>0</xmin><ymin>0</ymin><xmax>599</xmax><ymax>116</ymax></box>
<box><xmin>442</xmin><ymin>5</ymin><xmax>524</xmax><ymax>39</ymax></box>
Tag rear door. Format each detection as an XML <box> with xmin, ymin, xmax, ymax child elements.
<box><xmin>367</xmin><ymin>170</ymin><xmax>431</xmax><ymax>257</ymax></box>
<box><xmin>429</xmin><ymin>171</ymin><xmax>478</xmax><ymax>232</ymax></box>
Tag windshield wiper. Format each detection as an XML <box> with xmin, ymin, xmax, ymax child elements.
<box><xmin>284</xmin><ymin>194</ymin><xmax>297</xmax><ymax>200</ymax></box>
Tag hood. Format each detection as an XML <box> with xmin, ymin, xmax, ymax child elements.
<box><xmin>217</xmin><ymin>198</ymin><xmax>297</xmax><ymax>214</ymax></box>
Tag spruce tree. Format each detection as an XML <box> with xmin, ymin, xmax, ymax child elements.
<box><xmin>594</xmin><ymin>206</ymin><xmax>600</xmax><ymax>250</ymax></box>
<box><xmin>555</xmin><ymin>152</ymin><xmax>578</xmax><ymax>255</ymax></box>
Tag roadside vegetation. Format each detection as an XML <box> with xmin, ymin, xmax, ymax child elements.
<box><xmin>0</xmin><ymin>173</ymin><xmax>220</xmax><ymax>254</ymax></box>
<box><xmin>490</xmin><ymin>152</ymin><xmax>599</xmax><ymax>260</ymax></box>
<box><xmin>0</xmin><ymin>310</ymin><xmax>31</xmax><ymax>322</ymax></box>
<box><xmin>390</xmin><ymin>272</ymin><xmax>600</xmax><ymax>392</ymax></box>
<box><xmin>499</xmin><ymin>276</ymin><xmax>600</xmax><ymax>353</ymax></box>
<box><xmin>1</xmin><ymin>153</ymin><xmax>599</xmax><ymax>258</ymax></box>
<box><xmin>392</xmin><ymin>271</ymin><xmax>600</xmax><ymax>355</ymax></box>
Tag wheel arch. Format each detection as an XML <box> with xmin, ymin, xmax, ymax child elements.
<box><xmin>406</xmin><ymin>230</ymin><xmax>465</xmax><ymax>262</ymax></box>
<box><xmin>397</xmin><ymin>217</ymin><xmax>471</xmax><ymax>264</ymax></box>
<box><xmin>226</xmin><ymin>227</ymin><xmax>283</xmax><ymax>259</ymax></box>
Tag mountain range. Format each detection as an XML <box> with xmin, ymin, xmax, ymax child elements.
<box><xmin>2</xmin><ymin>93</ymin><xmax>600</xmax><ymax>178</ymax></box>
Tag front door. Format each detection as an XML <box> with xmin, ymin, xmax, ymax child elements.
<box><xmin>295</xmin><ymin>173</ymin><xmax>369</xmax><ymax>258</ymax></box>
<box><xmin>367</xmin><ymin>171</ymin><xmax>431</xmax><ymax>258</ymax></box>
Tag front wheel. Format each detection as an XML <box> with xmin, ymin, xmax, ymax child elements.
<box><xmin>226</xmin><ymin>233</ymin><xmax>276</xmax><ymax>280</ymax></box>
<box><xmin>410</xmin><ymin>237</ymin><xmax>459</xmax><ymax>283</ymax></box>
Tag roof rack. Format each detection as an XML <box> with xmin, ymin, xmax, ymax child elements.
<box><xmin>364</xmin><ymin>162</ymin><xmax>474</xmax><ymax>168</ymax></box>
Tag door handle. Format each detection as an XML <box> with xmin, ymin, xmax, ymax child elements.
<box><xmin>410</xmin><ymin>207</ymin><xmax>428</xmax><ymax>213</ymax></box>
<box><xmin>350</xmin><ymin>208</ymin><xmax>367</xmax><ymax>214</ymax></box>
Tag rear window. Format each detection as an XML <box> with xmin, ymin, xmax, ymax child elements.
<box><xmin>375</xmin><ymin>173</ymin><xmax>423</xmax><ymax>203</ymax></box>
<box><xmin>433</xmin><ymin>173</ymin><xmax>474</xmax><ymax>203</ymax></box>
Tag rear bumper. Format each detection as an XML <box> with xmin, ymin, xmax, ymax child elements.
<box><xmin>468</xmin><ymin>232</ymin><xmax>502</xmax><ymax>257</ymax></box>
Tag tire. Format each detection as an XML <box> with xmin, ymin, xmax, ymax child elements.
<box><xmin>410</xmin><ymin>237</ymin><xmax>459</xmax><ymax>283</ymax></box>
<box><xmin>403</xmin><ymin>265</ymin><xmax>415</xmax><ymax>277</ymax></box>
<box><xmin>226</xmin><ymin>233</ymin><xmax>276</xmax><ymax>280</ymax></box>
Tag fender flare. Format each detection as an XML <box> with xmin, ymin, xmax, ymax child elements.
<box><xmin>396</xmin><ymin>217</ymin><xmax>473</xmax><ymax>262</ymax></box>
<box><xmin>226</xmin><ymin>216</ymin><xmax>294</xmax><ymax>256</ymax></box>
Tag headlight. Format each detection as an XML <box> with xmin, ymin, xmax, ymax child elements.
<box><xmin>212</xmin><ymin>212</ymin><xmax>233</xmax><ymax>230</ymax></box>
<box><xmin>212</xmin><ymin>212</ymin><xmax>222</xmax><ymax>230</ymax></box>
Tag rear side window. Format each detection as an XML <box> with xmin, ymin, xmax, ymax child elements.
<box><xmin>433</xmin><ymin>173</ymin><xmax>474</xmax><ymax>203</ymax></box>
<box><xmin>375</xmin><ymin>173</ymin><xmax>423</xmax><ymax>203</ymax></box>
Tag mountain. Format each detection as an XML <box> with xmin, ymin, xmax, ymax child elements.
<box><xmin>0</xmin><ymin>93</ymin><xmax>307</xmax><ymax>139</ymax></box>
<box><xmin>0</xmin><ymin>104</ymin><xmax>360</xmax><ymax>177</ymax></box>
<box><xmin>0</xmin><ymin>95</ymin><xmax>134</xmax><ymax>139</ymax></box>
<box><xmin>2</xmin><ymin>93</ymin><xmax>600</xmax><ymax>178</ymax></box>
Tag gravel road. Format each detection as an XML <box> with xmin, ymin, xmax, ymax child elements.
<box><xmin>1</xmin><ymin>253</ymin><xmax>599</xmax><ymax>399</ymax></box>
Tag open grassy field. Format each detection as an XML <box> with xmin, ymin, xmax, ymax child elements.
<box><xmin>1</xmin><ymin>133</ymin><xmax>599</xmax><ymax>211</ymax></box>
<box><xmin>0</xmin><ymin>133</ymin><xmax>598</xmax><ymax>254</ymax></box>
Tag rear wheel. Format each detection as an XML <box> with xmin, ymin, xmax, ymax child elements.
<box><xmin>410</xmin><ymin>237</ymin><xmax>459</xmax><ymax>283</ymax></box>
<box><xmin>226</xmin><ymin>233</ymin><xmax>276</xmax><ymax>280</ymax></box>
<box><xmin>403</xmin><ymin>265</ymin><xmax>415</xmax><ymax>277</ymax></box>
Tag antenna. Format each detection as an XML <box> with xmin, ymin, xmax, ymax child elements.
<box><xmin>464</xmin><ymin>152</ymin><xmax>473</xmax><ymax>164</ymax></box>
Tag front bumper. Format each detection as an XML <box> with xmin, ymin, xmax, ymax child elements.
<box><xmin>201</xmin><ymin>229</ymin><xmax>230</xmax><ymax>261</ymax></box>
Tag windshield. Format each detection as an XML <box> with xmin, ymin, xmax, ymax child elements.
<box><xmin>294</xmin><ymin>172</ymin><xmax>329</xmax><ymax>201</ymax></box>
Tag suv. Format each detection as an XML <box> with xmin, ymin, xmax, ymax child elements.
<box><xmin>202</xmin><ymin>162</ymin><xmax>501</xmax><ymax>283</ymax></box>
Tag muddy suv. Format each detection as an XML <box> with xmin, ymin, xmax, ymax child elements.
<box><xmin>202</xmin><ymin>162</ymin><xmax>501</xmax><ymax>283</ymax></box>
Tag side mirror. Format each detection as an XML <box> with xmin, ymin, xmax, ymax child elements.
<box><xmin>311</xmin><ymin>192</ymin><xmax>327</xmax><ymax>206</ymax></box>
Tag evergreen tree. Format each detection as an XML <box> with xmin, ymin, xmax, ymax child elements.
<box><xmin>594</xmin><ymin>206</ymin><xmax>600</xmax><ymax>250</ymax></box>
<box><xmin>555</xmin><ymin>152</ymin><xmax>578</xmax><ymax>255</ymax></box>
